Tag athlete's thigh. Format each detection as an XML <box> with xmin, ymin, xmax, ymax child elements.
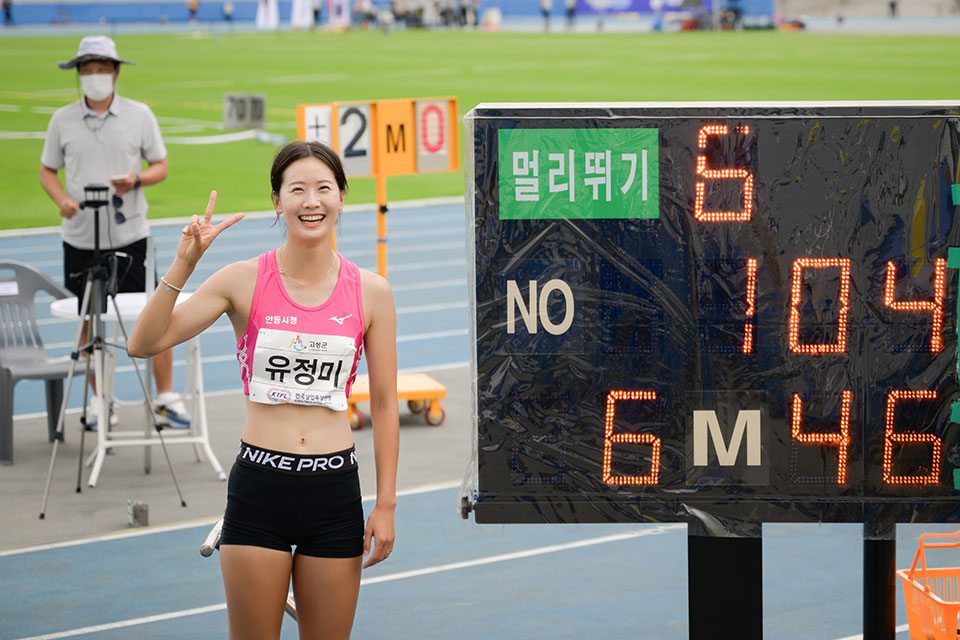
<box><xmin>220</xmin><ymin>544</ymin><xmax>294</xmax><ymax>640</ymax></box>
<box><xmin>291</xmin><ymin>554</ymin><xmax>362</xmax><ymax>640</ymax></box>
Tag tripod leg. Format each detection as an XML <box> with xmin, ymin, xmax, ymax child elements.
<box><xmin>44</xmin><ymin>379</ymin><xmax>63</xmax><ymax>443</ymax></box>
<box><xmin>109</xmin><ymin>294</ymin><xmax>187</xmax><ymax>507</ymax></box>
<box><xmin>86</xmin><ymin>305</ymin><xmax>110</xmax><ymax>487</ymax></box>
<box><xmin>76</xmin><ymin>354</ymin><xmax>92</xmax><ymax>492</ymax></box>
<box><xmin>86</xmin><ymin>279</ymin><xmax>111</xmax><ymax>488</ymax></box>
<box><xmin>40</xmin><ymin>276</ymin><xmax>95</xmax><ymax>519</ymax></box>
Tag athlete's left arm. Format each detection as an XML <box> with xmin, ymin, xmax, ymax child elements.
<box><xmin>360</xmin><ymin>270</ymin><xmax>398</xmax><ymax>568</ymax></box>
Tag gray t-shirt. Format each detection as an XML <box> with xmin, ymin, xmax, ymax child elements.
<box><xmin>41</xmin><ymin>95</ymin><xmax>166</xmax><ymax>250</ymax></box>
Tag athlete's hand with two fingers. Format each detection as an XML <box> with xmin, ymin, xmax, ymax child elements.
<box><xmin>176</xmin><ymin>190</ymin><xmax>244</xmax><ymax>267</ymax></box>
<box><xmin>362</xmin><ymin>504</ymin><xmax>396</xmax><ymax>568</ymax></box>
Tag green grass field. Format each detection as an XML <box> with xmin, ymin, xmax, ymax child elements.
<box><xmin>0</xmin><ymin>29</ymin><xmax>956</xmax><ymax>230</ymax></box>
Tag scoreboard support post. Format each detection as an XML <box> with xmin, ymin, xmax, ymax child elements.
<box><xmin>687</xmin><ymin>530</ymin><xmax>762</xmax><ymax>639</ymax></box>
<box><xmin>376</xmin><ymin>174</ymin><xmax>388</xmax><ymax>278</ymax></box>
<box><xmin>863</xmin><ymin>520</ymin><xmax>896</xmax><ymax>640</ymax></box>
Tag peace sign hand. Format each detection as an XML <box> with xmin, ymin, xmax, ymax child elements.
<box><xmin>176</xmin><ymin>191</ymin><xmax>244</xmax><ymax>267</ymax></box>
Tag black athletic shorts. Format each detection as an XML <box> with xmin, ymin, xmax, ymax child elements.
<box><xmin>63</xmin><ymin>238</ymin><xmax>150</xmax><ymax>313</ymax></box>
<box><xmin>221</xmin><ymin>441</ymin><xmax>365</xmax><ymax>558</ymax></box>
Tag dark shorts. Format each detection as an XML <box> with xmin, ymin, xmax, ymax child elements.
<box><xmin>63</xmin><ymin>238</ymin><xmax>150</xmax><ymax>313</ymax></box>
<box><xmin>221</xmin><ymin>442</ymin><xmax>364</xmax><ymax>558</ymax></box>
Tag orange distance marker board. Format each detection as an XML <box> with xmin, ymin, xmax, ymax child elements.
<box><xmin>297</xmin><ymin>98</ymin><xmax>459</xmax><ymax>178</ymax></box>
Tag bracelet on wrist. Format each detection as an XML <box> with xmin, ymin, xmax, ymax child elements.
<box><xmin>134</xmin><ymin>174</ymin><xmax>142</xmax><ymax>189</ymax></box>
<box><xmin>160</xmin><ymin>276</ymin><xmax>183</xmax><ymax>293</ymax></box>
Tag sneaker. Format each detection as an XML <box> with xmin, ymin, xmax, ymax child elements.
<box><xmin>83</xmin><ymin>396</ymin><xmax>119</xmax><ymax>431</ymax></box>
<box><xmin>154</xmin><ymin>392</ymin><xmax>191</xmax><ymax>429</ymax></box>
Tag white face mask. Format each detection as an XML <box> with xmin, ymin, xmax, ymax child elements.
<box><xmin>80</xmin><ymin>73</ymin><xmax>114</xmax><ymax>102</ymax></box>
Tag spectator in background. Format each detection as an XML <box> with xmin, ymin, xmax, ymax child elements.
<box><xmin>291</xmin><ymin>0</ymin><xmax>313</xmax><ymax>30</ymax></box>
<box><xmin>186</xmin><ymin>0</ymin><xmax>198</xmax><ymax>22</ymax></box>
<box><xmin>565</xmin><ymin>0</ymin><xmax>576</xmax><ymax>28</ymax></box>
<box><xmin>889</xmin><ymin>1</ymin><xmax>898</xmax><ymax>17</ymax></box>
<box><xmin>438</xmin><ymin>0</ymin><xmax>457</xmax><ymax>27</ymax></box>
<box><xmin>256</xmin><ymin>0</ymin><xmax>280</xmax><ymax>30</ymax></box>
<box><xmin>540</xmin><ymin>0</ymin><xmax>551</xmax><ymax>31</ymax></box>
<box><xmin>2</xmin><ymin>0</ymin><xmax>12</xmax><ymax>26</ymax></box>
<box><xmin>354</xmin><ymin>0</ymin><xmax>375</xmax><ymax>28</ymax></box>
<box><xmin>461</xmin><ymin>0</ymin><xmax>478</xmax><ymax>26</ymax></box>
<box><xmin>38</xmin><ymin>36</ymin><xmax>191</xmax><ymax>431</ymax></box>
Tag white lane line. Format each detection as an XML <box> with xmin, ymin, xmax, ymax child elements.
<box><xmin>392</xmin><ymin>278</ymin><xmax>465</xmax><ymax>292</ymax></box>
<box><xmin>153</xmin><ymin>79</ymin><xmax>234</xmax><ymax>90</ymax></box>
<box><xmin>0</xmin><ymin>223</ymin><xmax>465</xmax><ymax>261</ymax></box>
<box><xmin>0</xmin><ymin>482</ymin><xmax>461</xmax><ymax>557</ymax></box>
<box><xmin>397</xmin><ymin>301</ymin><xmax>467</xmax><ymax>315</ymax></box>
<box><xmin>388</xmin><ymin>258</ymin><xmax>466</xmax><ymax>273</ymax></box>
<box><xmin>0</xmin><ymin>131</ymin><xmax>46</xmax><ymax>139</ymax></box>
<box><xmin>263</xmin><ymin>72</ymin><xmax>348</xmax><ymax>85</ymax></box>
<box><xmin>13</xmin><ymin>604</ymin><xmax>228</xmax><ymax>640</ymax></box>
<box><xmin>362</xmin><ymin>524</ymin><xmax>684</xmax><ymax>586</ymax></box>
<box><xmin>156</xmin><ymin>116</ymin><xmax>224</xmax><ymax>126</ymax></box>
<box><xmin>10</xmin><ymin>522</ymin><xmax>682</xmax><ymax>640</ymax></box>
<box><xmin>34</xmin><ymin>275</ymin><xmax>468</xmax><ymax>328</ymax></box>
<box><xmin>43</xmin><ymin>320</ymin><xmax>467</xmax><ymax>353</ymax></box>
<box><xmin>164</xmin><ymin>130</ymin><xmax>259</xmax><ymax>144</ymax></box>
<box><xmin>399</xmin><ymin>361</ymin><xmax>467</xmax><ymax>374</ymax></box>
<box><xmin>40</xmin><ymin>300</ymin><xmax>467</xmax><ymax>348</ymax></box>
<box><xmin>0</xmin><ymin>519</ymin><xmax>222</xmax><ymax>557</ymax></box>
<box><xmin>832</xmin><ymin>625</ymin><xmax>910</xmax><ymax>640</ymax></box>
<box><xmin>0</xmin><ymin>103</ymin><xmax>19</xmax><ymax>112</ymax></box>
<box><xmin>397</xmin><ymin>329</ymin><xmax>468</xmax><ymax>343</ymax></box>
<box><xmin>0</xmin><ymin>196</ymin><xmax>465</xmax><ymax>239</ymax></box>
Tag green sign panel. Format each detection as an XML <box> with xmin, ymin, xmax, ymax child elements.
<box><xmin>498</xmin><ymin>128</ymin><xmax>659</xmax><ymax>220</ymax></box>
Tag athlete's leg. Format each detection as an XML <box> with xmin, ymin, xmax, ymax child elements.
<box><xmin>220</xmin><ymin>545</ymin><xmax>293</xmax><ymax>640</ymax></box>
<box><xmin>291</xmin><ymin>554</ymin><xmax>362</xmax><ymax>640</ymax></box>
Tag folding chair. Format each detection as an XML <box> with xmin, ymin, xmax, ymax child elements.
<box><xmin>0</xmin><ymin>260</ymin><xmax>84</xmax><ymax>464</ymax></box>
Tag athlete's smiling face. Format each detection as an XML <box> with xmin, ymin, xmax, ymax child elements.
<box><xmin>273</xmin><ymin>156</ymin><xmax>343</xmax><ymax>239</ymax></box>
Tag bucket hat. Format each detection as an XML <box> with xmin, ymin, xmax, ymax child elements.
<box><xmin>58</xmin><ymin>35</ymin><xmax>135</xmax><ymax>70</ymax></box>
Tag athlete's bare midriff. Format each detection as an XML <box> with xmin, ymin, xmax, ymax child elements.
<box><xmin>241</xmin><ymin>400</ymin><xmax>354</xmax><ymax>454</ymax></box>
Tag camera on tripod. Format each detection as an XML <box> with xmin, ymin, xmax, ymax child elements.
<box><xmin>79</xmin><ymin>184</ymin><xmax>122</xmax><ymax>312</ymax></box>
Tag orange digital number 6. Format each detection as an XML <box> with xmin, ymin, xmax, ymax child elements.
<box><xmin>602</xmin><ymin>390</ymin><xmax>660</xmax><ymax>485</ymax></box>
<box><xmin>694</xmin><ymin>124</ymin><xmax>754</xmax><ymax>222</ymax></box>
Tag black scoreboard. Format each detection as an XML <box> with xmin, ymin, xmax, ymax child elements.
<box><xmin>464</xmin><ymin>102</ymin><xmax>960</xmax><ymax>525</ymax></box>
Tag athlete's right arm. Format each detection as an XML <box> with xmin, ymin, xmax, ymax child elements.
<box><xmin>127</xmin><ymin>191</ymin><xmax>244</xmax><ymax>358</ymax></box>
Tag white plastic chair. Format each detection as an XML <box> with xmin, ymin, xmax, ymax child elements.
<box><xmin>0</xmin><ymin>260</ymin><xmax>84</xmax><ymax>464</ymax></box>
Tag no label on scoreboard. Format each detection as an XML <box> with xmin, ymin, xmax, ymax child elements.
<box><xmin>462</xmin><ymin>102</ymin><xmax>960</xmax><ymax>527</ymax></box>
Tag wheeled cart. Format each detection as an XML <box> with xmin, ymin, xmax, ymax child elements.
<box><xmin>348</xmin><ymin>373</ymin><xmax>446</xmax><ymax>430</ymax></box>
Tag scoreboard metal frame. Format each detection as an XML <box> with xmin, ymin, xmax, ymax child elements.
<box><xmin>462</xmin><ymin>101</ymin><xmax>960</xmax><ymax>527</ymax></box>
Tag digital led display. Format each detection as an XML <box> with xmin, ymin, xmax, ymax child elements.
<box><xmin>466</xmin><ymin>103</ymin><xmax>960</xmax><ymax>525</ymax></box>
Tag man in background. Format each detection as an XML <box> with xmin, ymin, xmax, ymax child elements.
<box><xmin>38</xmin><ymin>35</ymin><xmax>191</xmax><ymax>431</ymax></box>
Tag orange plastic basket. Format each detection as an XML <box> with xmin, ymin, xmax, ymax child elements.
<box><xmin>897</xmin><ymin>529</ymin><xmax>960</xmax><ymax>640</ymax></box>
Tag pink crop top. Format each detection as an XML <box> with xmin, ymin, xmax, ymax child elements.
<box><xmin>236</xmin><ymin>249</ymin><xmax>364</xmax><ymax>411</ymax></box>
